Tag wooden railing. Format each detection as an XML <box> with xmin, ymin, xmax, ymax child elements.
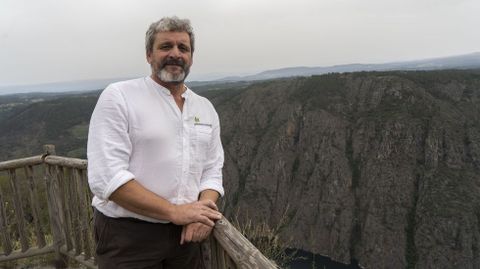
<box><xmin>0</xmin><ymin>145</ymin><xmax>277</xmax><ymax>269</ymax></box>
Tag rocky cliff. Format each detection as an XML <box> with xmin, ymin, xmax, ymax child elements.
<box><xmin>204</xmin><ymin>70</ymin><xmax>480</xmax><ymax>269</ymax></box>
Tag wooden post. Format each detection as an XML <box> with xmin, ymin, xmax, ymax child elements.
<box><xmin>43</xmin><ymin>145</ymin><xmax>67</xmax><ymax>268</ymax></box>
<box><xmin>74</xmin><ymin>168</ymin><xmax>93</xmax><ymax>260</ymax></box>
<box><xmin>79</xmin><ymin>169</ymin><xmax>96</xmax><ymax>264</ymax></box>
<box><xmin>66</xmin><ymin>167</ymin><xmax>82</xmax><ymax>255</ymax></box>
<box><xmin>56</xmin><ymin>165</ymin><xmax>73</xmax><ymax>251</ymax></box>
<box><xmin>43</xmin><ymin>144</ymin><xmax>56</xmax><ymax>156</ymax></box>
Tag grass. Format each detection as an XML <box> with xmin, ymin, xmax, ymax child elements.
<box><xmin>230</xmin><ymin>205</ymin><xmax>296</xmax><ymax>268</ymax></box>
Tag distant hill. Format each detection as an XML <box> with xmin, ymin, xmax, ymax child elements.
<box><xmin>0</xmin><ymin>78</ymin><xmax>129</xmax><ymax>96</ymax></box>
<box><xmin>1</xmin><ymin>69</ymin><xmax>480</xmax><ymax>268</ymax></box>
<box><xmin>219</xmin><ymin>52</ymin><xmax>480</xmax><ymax>81</ymax></box>
<box><xmin>0</xmin><ymin>91</ymin><xmax>100</xmax><ymax>159</ymax></box>
<box><xmin>2</xmin><ymin>52</ymin><xmax>480</xmax><ymax>96</ymax></box>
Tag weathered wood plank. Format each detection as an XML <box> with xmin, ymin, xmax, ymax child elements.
<box><xmin>226</xmin><ymin>254</ymin><xmax>237</xmax><ymax>269</ymax></box>
<box><xmin>45</xmin><ymin>164</ymin><xmax>59</xmax><ymax>240</ymax></box>
<box><xmin>0</xmin><ymin>180</ymin><xmax>13</xmax><ymax>255</ymax></box>
<box><xmin>43</xmin><ymin>144</ymin><xmax>56</xmax><ymax>155</ymax></box>
<box><xmin>66</xmin><ymin>167</ymin><xmax>82</xmax><ymax>255</ymax></box>
<box><xmin>213</xmin><ymin>217</ymin><xmax>278</xmax><ymax>269</ymax></box>
<box><xmin>24</xmin><ymin>165</ymin><xmax>47</xmax><ymax>248</ymax></box>
<box><xmin>8</xmin><ymin>169</ymin><xmax>29</xmax><ymax>252</ymax></box>
<box><xmin>74</xmin><ymin>168</ymin><xmax>93</xmax><ymax>260</ymax></box>
<box><xmin>216</xmin><ymin>237</ymin><xmax>227</xmax><ymax>269</ymax></box>
<box><xmin>0</xmin><ymin>245</ymin><xmax>55</xmax><ymax>262</ymax></box>
<box><xmin>80</xmin><ymin>169</ymin><xmax>93</xmax><ymax>208</ymax></box>
<box><xmin>0</xmin><ymin>155</ymin><xmax>43</xmax><ymax>171</ymax></box>
<box><xmin>44</xmin><ymin>156</ymin><xmax>87</xmax><ymax>170</ymax></box>
<box><xmin>55</xmin><ymin>166</ymin><xmax>73</xmax><ymax>252</ymax></box>
<box><xmin>42</xmin><ymin>144</ymin><xmax>69</xmax><ymax>268</ymax></box>
<box><xmin>80</xmin><ymin>169</ymin><xmax>97</xmax><ymax>264</ymax></box>
<box><xmin>44</xmin><ymin>163</ymin><xmax>67</xmax><ymax>267</ymax></box>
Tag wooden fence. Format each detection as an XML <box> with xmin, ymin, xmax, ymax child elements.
<box><xmin>0</xmin><ymin>145</ymin><xmax>277</xmax><ymax>269</ymax></box>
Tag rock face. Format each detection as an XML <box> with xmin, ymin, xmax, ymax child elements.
<box><xmin>204</xmin><ymin>70</ymin><xmax>480</xmax><ymax>269</ymax></box>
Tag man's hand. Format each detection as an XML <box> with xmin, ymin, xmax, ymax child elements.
<box><xmin>170</xmin><ymin>199</ymin><xmax>221</xmax><ymax>227</ymax></box>
<box><xmin>181</xmin><ymin>222</ymin><xmax>213</xmax><ymax>244</ymax></box>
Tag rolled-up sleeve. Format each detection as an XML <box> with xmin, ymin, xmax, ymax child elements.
<box><xmin>87</xmin><ymin>86</ymin><xmax>135</xmax><ymax>200</ymax></box>
<box><xmin>199</xmin><ymin>110</ymin><xmax>224</xmax><ymax>197</ymax></box>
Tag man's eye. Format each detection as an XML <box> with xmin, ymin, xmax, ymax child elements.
<box><xmin>159</xmin><ymin>45</ymin><xmax>171</xmax><ymax>50</ymax></box>
<box><xmin>179</xmin><ymin>46</ymin><xmax>190</xmax><ymax>52</ymax></box>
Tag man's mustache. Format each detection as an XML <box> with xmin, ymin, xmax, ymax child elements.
<box><xmin>160</xmin><ymin>58</ymin><xmax>186</xmax><ymax>69</ymax></box>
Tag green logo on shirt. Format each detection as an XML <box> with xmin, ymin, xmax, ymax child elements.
<box><xmin>194</xmin><ymin>116</ymin><xmax>200</xmax><ymax>123</ymax></box>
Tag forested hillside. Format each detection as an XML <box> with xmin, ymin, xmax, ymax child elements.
<box><xmin>0</xmin><ymin>93</ymin><xmax>99</xmax><ymax>159</ymax></box>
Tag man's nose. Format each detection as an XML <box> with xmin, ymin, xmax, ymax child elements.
<box><xmin>169</xmin><ymin>46</ymin><xmax>182</xmax><ymax>58</ymax></box>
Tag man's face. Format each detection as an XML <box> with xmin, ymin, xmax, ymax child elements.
<box><xmin>147</xmin><ymin>31</ymin><xmax>193</xmax><ymax>84</ymax></box>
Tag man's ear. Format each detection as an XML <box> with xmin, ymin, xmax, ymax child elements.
<box><xmin>146</xmin><ymin>52</ymin><xmax>152</xmax><ymax>64</ymax></box>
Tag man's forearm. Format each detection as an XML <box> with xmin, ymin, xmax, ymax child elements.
<box><xmin>110</xmin><ymin>180</ymin><xmax>222</xmax><ymax>226</ymax></box>
<box><xmin>199</xmin><ymin>189</ymin><xmax>220</xmax><ymax>203</ymax></box>
<box><xmin>110</xmin><ymin>179</ymin><xmax>175</xmax><ymax>221</ymax></box>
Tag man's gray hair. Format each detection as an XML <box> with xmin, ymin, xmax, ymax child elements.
<box><xmin>145</xmin><ymin>16</ymin><xmax>195</xmax><ymax>54</ymax></box>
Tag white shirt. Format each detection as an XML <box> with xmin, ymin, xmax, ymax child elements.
<box><xmin>87</xmin><ymin>76</ymin><xmax>224</xmax><ymax>223</ymax></box>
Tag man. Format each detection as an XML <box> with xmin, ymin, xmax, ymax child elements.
<box><xmin>87</xmin><ymin>16</ymin><xmax>224</xmax><ymax>268</ymax></box>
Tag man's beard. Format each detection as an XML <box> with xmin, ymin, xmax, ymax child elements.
<box><xmin>155</xmin><ymin>58</ymin><xmax>190</xmax><ymax>84</ymax></box>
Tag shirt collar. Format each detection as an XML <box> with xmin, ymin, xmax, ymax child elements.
<box><xmin>147</xmin><ymin>76</ymin><xmax>190</xmax><ymax>98</ymax></box>
<box><xmin>181</xmin><ymin>87</ymin><xmax>191</xmax><ymax>99</ymax></box>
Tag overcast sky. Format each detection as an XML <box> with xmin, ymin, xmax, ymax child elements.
<box><xmin>1</xmin><ymin>0</ymin><xmax>479</xmax><ymax>86</ymax></box>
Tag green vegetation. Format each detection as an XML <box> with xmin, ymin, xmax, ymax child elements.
<box><xmin>291</xmin><ymin>74</ymin><xmax>347</xmax><ymax>112</ymax></box>
<box><xmin>69</xmin><ymin>123</ymin><xmax>89</xmax><ymax>140</ymax></box>
<box><xmin>0</xmin><ymin>93</ymin><xmax>98</xmax><ymax>160</ymax></box>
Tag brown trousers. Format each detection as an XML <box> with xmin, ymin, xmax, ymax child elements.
<box><xmin>94</xmin><ymin>209</ymin><xmax>203</xmax><ymax>269</ymax></box>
